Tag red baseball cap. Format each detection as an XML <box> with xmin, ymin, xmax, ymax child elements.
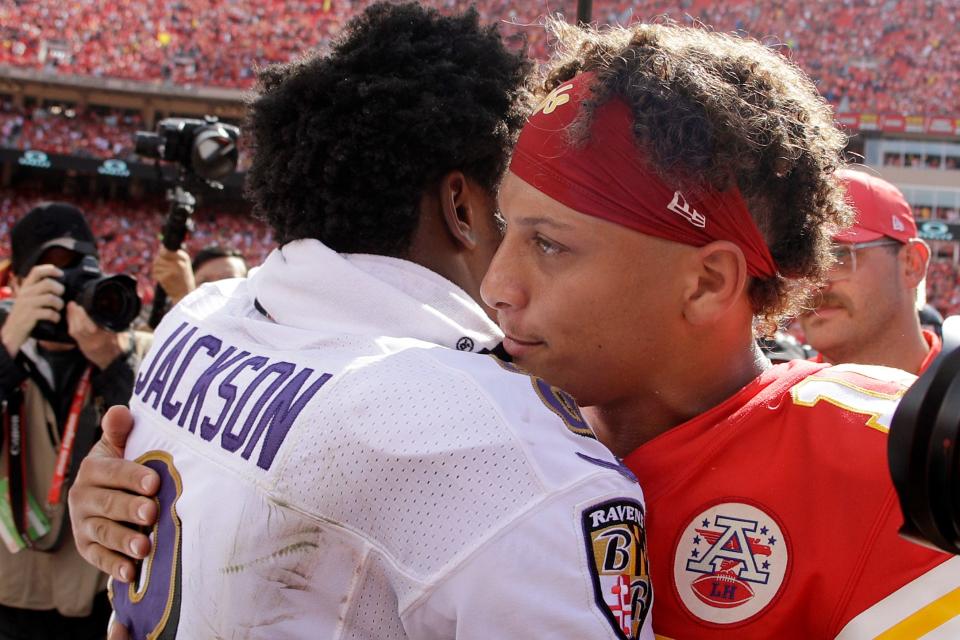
<box><xmin>834</xmin><ymin>169</ymin><xmax>917</xmax><ymax>244</ymax></box>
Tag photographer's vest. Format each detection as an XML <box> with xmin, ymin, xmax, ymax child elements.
<box><xmin>0</xmin><ymin>362</ymin><xmax>106</xmax><ymax>617</ymax></box>
<box><xmin>0</xmin><ymin>329</ymin><xmax>151</xmax><ymax>617</ymax></box>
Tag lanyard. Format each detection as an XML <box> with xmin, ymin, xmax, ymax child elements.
<box><xmin>46</xmin><ymin>365</ymin><xmax>92</xmax><ymax>506</ymax></box>
<box><xmin>4</xmin><ymin>386</ymin><xmax>28</xmax><ymax>544</ymax></box>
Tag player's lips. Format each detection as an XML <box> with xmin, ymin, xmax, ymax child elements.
<box><xmin>502</xmin><ymin>333</ymin><xmax>545</xmax><ymax>358</ymax></box>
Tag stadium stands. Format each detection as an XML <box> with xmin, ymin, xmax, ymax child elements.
<box><xmin>1</xmin><ymin>0</ymin><xmax>959</xmax><ymax>319</ymax></box>
<box><xmin>0</xmin><ymin>103</ymin><xmax>140</xmax><ymax>159</ymax></box>
<box><xmin>1</xmin><ymin>0</ymin><xmax>957</xmax><ymax>116</ymax></box>
<box><xmin>927</xmin><ymin>259</ymin><xmax>960</xmax><ymax>318</ymax></box>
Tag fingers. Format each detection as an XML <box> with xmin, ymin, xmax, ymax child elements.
<box><xmin>68</xmin><ymin>441</ymin><xmax>159</xmax><ymax>582</ymax></box>
<box><xmin>23</xmin><ymin>263</ymin><xmax>63</xmax><ymax>288</ymax></box>
<box><xmin>76</xmin><ymin>454</ymin><xmax>160</xmax><ymax>498</ymax></box>
<box><xmin>92</xmin><ymin>541</ymin><xmax>138</xmax><ymax>584</ymax></box>
<box><xmin>76</xmin><ymin>514</ymin><xmax>152</xmax><ymax>576</ymax></box>
<box><xmin>101</xmin><ymin>406</ymin><xmax>140</xmax><ymax>457</ymax></box>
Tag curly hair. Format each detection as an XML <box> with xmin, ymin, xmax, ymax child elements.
<box><xmin>245</xmin><ymin>2</ymin><xmax>532</xmax><ymax>256</ymax></box>
<box><xmin>539</xmin><ymin>19</ymin><xmax>852</xmax><ymax>328</ymax></box>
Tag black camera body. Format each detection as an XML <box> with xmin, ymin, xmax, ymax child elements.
<box><xmin>31</xmin><ymin>255</ymin><xmax>141</xmax><ymax>343</ymax></box>
<box><xmin>889</xmin><ymin>316</ymin><xmax>960</xmax><ymax>555</ymax></box>
<box><xmin>134</xmin><ymin>116</ymin><xmax>240</xmax><ymax>181</ymax></box>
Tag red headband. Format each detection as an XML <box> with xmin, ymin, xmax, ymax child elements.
<box><xmin>509</xmin><ymin>73</ymin><xmax>778</xmax><ymax>278</ymax></box>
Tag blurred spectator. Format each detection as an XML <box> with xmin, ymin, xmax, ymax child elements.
<box><xmin>151</xmin><ymin>244</ymin><xmax>248</xmax><ymax>306</ymax></box>
<box><xmin>0</xmin><ymin>192</ymin><xmax>273</xmax><ymax>308</ymax></box>
<box><xmin>192</xmin><ymin>245</ymin><xmax>247</xmax><ymax>285</ymax></box>
<box><xmin>926</xmin><ymin>259</ymin><xmax>960</xmax><ymax>317</ymax></box>
<box><xmin>800</xmin><ymin>170</ymin><xmax>938</xmax><ymax>374</ymax></box>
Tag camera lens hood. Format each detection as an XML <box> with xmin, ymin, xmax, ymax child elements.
<box><xmin>890</xmin><ymin>317</ymin><xmax>960</xmax><ymax>554</ymax></box>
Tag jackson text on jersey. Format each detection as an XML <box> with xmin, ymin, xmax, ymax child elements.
<box><xmin>132</xmin><ymin>321</ymin><xmax>332</xmax><ymax>470</ymax></box>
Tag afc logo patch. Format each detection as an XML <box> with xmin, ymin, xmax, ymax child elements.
<box><xmin>582</xmin><ymin>499</ymin><xmax>651</xmax><ymax>639</ymax></box>
<box><xmin>673</xmin><ymin>502</ymin><xmax>789</xmax><ymax>625</ymax></box>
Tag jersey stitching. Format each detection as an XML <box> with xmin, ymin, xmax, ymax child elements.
<box><xmin>826</xmin><ymin>487</ymin><xmax>900</xmax><ymax>637</ymax></box>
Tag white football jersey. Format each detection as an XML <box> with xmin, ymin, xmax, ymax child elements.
<box><xmin>117</xmin><ymin>239</ymin><xmax>653</xmax><ymax>640</ymax></box>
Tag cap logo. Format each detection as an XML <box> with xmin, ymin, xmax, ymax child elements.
<box><xmin>668</xmin><ymin>191</ymin><xmax>706</xmax><ymax>228</ymax></box>
<box><xmin>891</xmin><ymin>216</ymin><xmax>905</xmax><ymax>233</ymax></box>
<box><xmin>534</xmin><ymin>83</ymin><xmax>574</xmax><ymax>116</ymax></box>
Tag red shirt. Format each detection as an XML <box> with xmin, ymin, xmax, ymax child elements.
<box><xmin>918</xmin><ymin>329</ymin><xmax>942</xmax><ymax>372</ymax></box>
<box><xmin>624</xmin><ymin>360</ymin><xmax>957</xmax><ymax>639</ymax></box>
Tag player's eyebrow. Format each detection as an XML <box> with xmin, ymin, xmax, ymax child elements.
<box><xmin>515</xmin><ymin>216</ymin><xmax>574</xmax><ymax>230</ymax></box>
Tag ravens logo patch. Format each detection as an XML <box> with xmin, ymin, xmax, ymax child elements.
<box><xmin>582</xmin><ymin>499</ymin><xmax>652</xmax><ymax>639</ymax></box>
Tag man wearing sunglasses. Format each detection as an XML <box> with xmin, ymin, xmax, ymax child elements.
<box><xmin>801</xmin><ymin>169</ymin><xmax>939</xmax><ymax>374</ymax></box>
<box><xmin>0</xmin><ymin>203</ymin><xmax>151</xmax><ymax>639</ymax></box>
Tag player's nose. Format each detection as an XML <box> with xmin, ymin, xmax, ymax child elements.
<box><xmin>481</xmin><ymin>242</ymin><xmax>529</xmax><ymax>313</ymax></box>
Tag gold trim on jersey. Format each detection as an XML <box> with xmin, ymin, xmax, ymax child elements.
<box><xmin>875</xmin><ymin>587</ymin><xmax>960</xmax><ymax>639</ymax></box>
<box><xmin>791</xmin><ymin>375</ymin><xmax>905</xmax><ymax>434</ymax></box>
<box><xmin>835</xmin><ymin>557</ymin><xmax>960</xmax><ymax>639</ymax></box>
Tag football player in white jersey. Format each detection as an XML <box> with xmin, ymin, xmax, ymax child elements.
<box><xmin>68</xmin><ymin>4</ymin><xmax>653</xmax><ymax>639</ymax></box>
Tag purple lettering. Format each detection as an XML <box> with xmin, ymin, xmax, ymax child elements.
<box><xmin>161</xmin><ymin>335</ymin><xmax>222</xmax><ymax>420</ymax></box>
<box><xmin>135</xmin><ymin>321</ymin><xmax>189</xmax><ymax>396</ymax></box>
<box><xmin>242</xmin><ymin>370</ymin><xmax>332</xmax><ymax>470</ymax></box>
<box><xmin>142</xmin><ymin>327</ymin><xmax>198</xmax><ymax>409</ymax></box>
<box><xmin>200</xmin><ymin>356</ymin><xmax>267</xmax><ymax>441</ymax></box>
<box><xmin>220</xmin><ymin>361</ymin><xmax>295</xmax><ymax>453</ymax></box>
<box><xmin>178</xmin><ymin>347</ymin><xmax>249</xmax><ymax>434</ymax></box>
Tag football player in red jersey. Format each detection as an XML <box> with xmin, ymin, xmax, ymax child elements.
<box><xmin>478</xmin><ymin>20</ymin><xmax>958</xmax><ymax>639</ymax></box>
<box><xmin>800</xmin><ymin>169</ymin><xmax>940</xmax><ymax>374</ymax></box>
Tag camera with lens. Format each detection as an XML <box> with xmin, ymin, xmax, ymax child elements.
<box><xmin>134</xmin><ymin>116</ymin><xmax>240</xmax><ymax>181</ymax></box>
<box><xmin>32</xmin><ymin>255</ymin><xmax>141</xmax><ymax>343</ymax></box>
<box><xmin>889</xmin><ymin>316</ymin><xmax>960</xmax><ymax>555</ymax></box>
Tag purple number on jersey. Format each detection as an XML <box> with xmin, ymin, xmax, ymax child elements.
<box><xmin>110</xmin><ymin>451</ymin><xmax>183</xmax><ymax>639</ymax></box>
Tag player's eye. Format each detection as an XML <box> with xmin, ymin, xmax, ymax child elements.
<box><xmin>534</xmin><ymin>234</ymin><xmax>564</xmax><ymax>256</ymax></box>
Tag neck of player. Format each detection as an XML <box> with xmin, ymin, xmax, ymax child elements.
<box><xmin>584</xmin><ymin>324</ymin><xmax>770</xmax><ymax>458</ymax></box>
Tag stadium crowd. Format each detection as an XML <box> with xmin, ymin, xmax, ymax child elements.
<box><xmin>927</xmin><ymin>259</ymin><xmax>960</xmax><ymax>318</ymax></box>
<box><xmin>0</xmin><ymin>102</ymin><xmax>252</xmax><ymax>169</ymax></box>
<box><xmin>0</xmin><ymin>191</ymin><xmax>273</xmax><ymax>304</ymax></box>
<box><xmin>0</xmin><ymin>103</ymin><xmax>140</xmax><ymax>159</ymax></box>
<box><xmin>1</xmin><ymin>0</ymin><xmax>957</xmax><ymax>116</ymax></box>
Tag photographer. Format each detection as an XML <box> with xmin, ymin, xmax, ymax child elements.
<box><xmin>0</xmin><ymin>203</ymin><xmax>151</xmax><ymax>639</ymax></box>
<box><xmin>151</xmin><ymin>243</ymin><xmax>247</xmax><ymax>306</ymax></box>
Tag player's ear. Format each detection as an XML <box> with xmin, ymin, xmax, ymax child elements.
<box><xmin>438</xmin><ymin>170</ymin><xmax>478</xmax><ymax>251</ymax></box>
<box><xmin>901</xmin><ymin>239</ymin><xmax>930</xmax><ymax>288</ymax></box>
<box><xmin>682</xmin><ymin>240</ymin><xmax>748</xmax><ymax>326</ymax></box>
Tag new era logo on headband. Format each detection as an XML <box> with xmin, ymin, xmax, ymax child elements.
<box><xmin>892</xmin><ymin>216</ymin><xmax>905</xmax><ymax>232</ymax></box>
<box><xmin>668</xmin><ymin>192</ymin><xmax>706</xmax><ymax>228</ymax></box>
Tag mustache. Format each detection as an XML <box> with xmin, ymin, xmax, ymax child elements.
<box><xmin>809</xmin><ymin>289</ymin><xmax>851</xmax><ymax>313</ymax></box>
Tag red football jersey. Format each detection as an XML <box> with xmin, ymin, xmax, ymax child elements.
<box><xmin>623</xmin><ymin>359</ymin><xmax>959</xmax><ymax>639</ymax></box>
